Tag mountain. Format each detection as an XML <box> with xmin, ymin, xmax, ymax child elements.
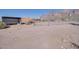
<box><xmin>40</xmin><ymin>9</ymin><xmax>79</xmax><ymax>22</ymax></box>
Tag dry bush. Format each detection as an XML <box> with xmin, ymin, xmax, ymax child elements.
<box><xmin>0</xmin><ymin>21</ymin><xmax>9</xmax><ymax>29</ymax></box>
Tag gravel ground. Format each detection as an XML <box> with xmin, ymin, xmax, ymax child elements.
<box><xmin>0</xmin><ymin>22</ymin><xmax>79</xmax><ymax>49</ymax></box>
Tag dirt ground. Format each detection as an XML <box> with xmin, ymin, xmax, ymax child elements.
<box><xmin>0</xmin><ymin>22</ymin><xmax>79</xmax><ymax>49</ymax></box>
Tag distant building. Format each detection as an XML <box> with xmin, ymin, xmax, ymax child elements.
<box><xmin>0</xmin><ymin>16</ymin><xmax>35</xmax><ymax>25</ymax></box>
<box><xmin>1</xmin><ymin>16</ymin><xmax>21</xmax><ymax>25</ymax></box>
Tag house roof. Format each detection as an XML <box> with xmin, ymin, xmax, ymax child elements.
<box><xmin>2</xmin><ymin>16</ymin><xmax>21</xmax><ymax>19</ymax></box>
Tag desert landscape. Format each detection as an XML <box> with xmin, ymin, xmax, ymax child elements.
<box><xmin>0</xmin><ymin>9</ymin><xmax>79</xmax><ymax>49</ymax></box>
<box><xmin>0</xmin><ymin>22</ymin><xmax>79</xmax><ymax>49</ymax></box>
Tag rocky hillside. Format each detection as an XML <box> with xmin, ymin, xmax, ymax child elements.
<box><xmin>40</xmin><ymin>9</ymin><xmax>79</xmax><ymax>22</ymax></box>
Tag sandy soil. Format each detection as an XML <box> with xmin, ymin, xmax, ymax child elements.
<box><xmin>0</xmin><ymin>22</ymin><xmax>79</xmax><ymax>49</ymax></box>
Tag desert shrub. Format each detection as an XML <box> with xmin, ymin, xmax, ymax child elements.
<box><xmin>0</xmin><ymin>21</ymin><xmax>8</xmax><ymax>29</ymax></box>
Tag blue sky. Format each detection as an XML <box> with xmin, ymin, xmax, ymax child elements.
<box><xmin>0</xmin><ymin>9</ymin><xmax>63</xmax><ymax>18</ymax></box>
